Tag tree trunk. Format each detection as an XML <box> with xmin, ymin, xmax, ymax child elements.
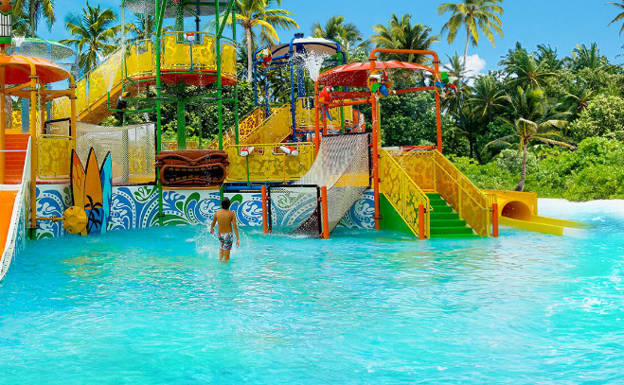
<box><xmin>29</xmin><ymin>0</ymin><xmax>35</xmax><ymax>37</ymax></box>
<box><xmin>516</xmin><ymin>143</ymin><xmax>528</xmax><ymax>192</ymax></box>
<box><xmin>464</xmin><ymin>26</ymin><xmax>470</xmax><ymax>67</ymax></box>
<box><xmin>246</xmin><ymin>27</ymin><xmax>253</xmax><ymax>83</ymax></box>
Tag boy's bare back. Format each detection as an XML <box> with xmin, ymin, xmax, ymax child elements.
<box><xmin>215</xmin><ymin>209</ymin><xmax>235</xmax><ymax>233</ymax></box>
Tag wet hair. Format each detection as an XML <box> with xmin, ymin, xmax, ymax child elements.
<box><xmin>221</xmin><ymin>197</ymin><xmax>231</xmax><ymax>210</ymax></box>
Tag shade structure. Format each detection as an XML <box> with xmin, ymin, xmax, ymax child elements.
<box><xmin>318</xmin><ymin>61</ymin><xmax>436</xmax><ymax>88</ymax></box>
<box><xmin>0</xmin><ymin>55</ymin><xmax>73</xmax><ymax>85</ymax></box>
<box><xmin>6</xmin><ymin>38</ymin><xmax>75</xmax><ymax>62</ymax></box>
<box><xmin>124</xmin><ymin>0</ymin><xmax>230</xmax><ymax>17</ymax></box>
<box><xmin>269</xmin><ymin>37</ymin><xmax>341</xmax><ymax>59</ymax></box>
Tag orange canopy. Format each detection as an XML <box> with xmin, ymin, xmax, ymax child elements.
<box><xmin>0</xmin><ymin>55</ymin><xmax>73</xmax><ymax>85</ymax></box>
<box><xmin>318</xmin><ymin>60</ymin><xmax>436</xmax><ymax>88</ymax></box>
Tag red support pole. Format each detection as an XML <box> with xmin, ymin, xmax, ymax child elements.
<box><xmin>262</xmin><ymin>185</ymin><xmax>269</xmax><ymax>234</ymax></box>
<box><xmin>321</xmin><ymin>186</ymin><xmax>330</xmax><ymax>239</ymax></box>
<box><xmin>492</xmin><ymin>203</ymin><xmax>499</xmax><ymax>238</ymax></box>
<box><xmin>418</xmin><ymin>204</ymin><xmax>425</xmax><ymax>240</ymax></box>
<box><xmin>314</xmin><ymin>81</ymin><xmax>320</xmax><ymax>154</ymax></box>
<box><xmin>434</xmin><ymin>59</ymin><xmax>443</xmax><ymax>153</ymax></box>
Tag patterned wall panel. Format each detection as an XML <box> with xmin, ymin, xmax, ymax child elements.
<box><xmin>35</xmin><ymin>185</ymin><xmax>375</xmax><ymax>239</ymax></box>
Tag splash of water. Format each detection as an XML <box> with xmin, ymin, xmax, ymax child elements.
<box><xmin>13</xmin><ymin>35</ymin><xmax>25</xmax><ymax>54</ymax></box>
<box><xmin>292</xmin><ymin>51</ymin><xmax>329</xmax><ymax>82</ymax></box>
<box><xmin>99</xmin><ymin>50</ymin><xmax>123</xmax><ymax>93</ymax></box>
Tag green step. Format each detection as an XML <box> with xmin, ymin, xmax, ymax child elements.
<box><xmin>430</xmin><ymin>219</ymin><xmax>467</xmax><ymax>228</ymax></box>
<box><xmin>430</xmin><ymin>212</ymin><xmax>460</xmax><ymax>220</ymax></box>
<box><xmin>430</xmin><ymin>226</ymin><xmax>475</xmax><ymax>236</ymax></box>
<box><xmin>424</xmin><ymin>192</ymin><xmax>480</xmax><ymax>238</ymax></box>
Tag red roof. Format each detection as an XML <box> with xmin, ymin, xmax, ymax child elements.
<box><xmin>318</xmin><ymin>61</ymin><xmax>436</xmax><ymax>87</ymax></box>
<box><xmin>1</xmin><ymin>55</ymin><xmax>73</xmax><ymax>85</ymax></box>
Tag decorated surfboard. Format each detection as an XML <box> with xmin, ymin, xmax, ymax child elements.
<box><xmin>84</xmin><ymin>149</ymin><xmax>104</xmax><ymax>235</ymax></box>
<box><xmin>99</xmin><ymin>152</ymin><xmax>113</xmax><ymax>234</ymax></box>
<box><xmin>70</xmin><ymin>150</ymin><xmax>86</xmax><ymax>209</ymax></box>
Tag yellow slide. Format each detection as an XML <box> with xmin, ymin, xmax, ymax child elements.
<box><xmin>486</xmin><ymin>190</ymin><xmax>588</xmax><ymax>236</ymax></box>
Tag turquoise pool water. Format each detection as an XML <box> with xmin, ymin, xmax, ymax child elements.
<box><xmin>1</xmin><ymin>200</ymin><xmax>623</xmax><ymax>384</ymax></box>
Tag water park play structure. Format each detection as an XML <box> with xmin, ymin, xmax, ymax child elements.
<box><xmin>0</xmin><ymin>0</ymin><xmax>587</xmax><ymax>281</ymax></box>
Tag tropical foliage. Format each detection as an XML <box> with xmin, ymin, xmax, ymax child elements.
<box><xmin>210</xmin><ymin>0</ymin><xmax>299</xmax><ymax>82</ymax></box>
<box><xmin>437</xmin><ymin>0</ymin><xmax>504</xmax><ymax>64</ymax></box>
<box><xmin>60</xmin><ymin>2</ymin><xmax>120</xmax><ymax>75</ymax></box>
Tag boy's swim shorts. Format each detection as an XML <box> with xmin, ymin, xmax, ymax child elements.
<box><xmin>218</xmin><ymin>232</ymin><xmax>234</xmax><ymax>251</ymax></box>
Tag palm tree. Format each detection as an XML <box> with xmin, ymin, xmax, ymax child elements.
<box><xmin>311</xmin><ymin>15</ymin><xmax>361</xmax><ymax>46</ymax></box>
<box><xmin>437</xmin><ymin>0</ymin><xmax>504</xmax><ymax>65</ymax></box>
<box><xmin>371</xmin><ymin>14</ymin><xmax>440</xmax><ymax>64</ymax></box>
<box><xmin>499</xmin><ymin>43</ymin><xmax>555</xmax><ymax>89</ymax></box>
<box><xmin>486</xmin><ymin>87</ymin><xmax>573</xmax><ymax>191</ymax></box>
<box><xmin>570</xmin><ymin>43</ymin><xmax>608</xmax><ymax>71</ymax></box>
<box><xmin>126</xmin><ymin>13</ymin><xmax>157</xmax><ymax>43</ymax></box>
<box><xmin>61</xmin><ymin>2</ymin><xmax>120</xmax><ymax>76</ymax></box>
<box><xmin>311</xmin><ymin>15</ymin><xmax>367</xmax><ymax>61</ymax></box>
<box><xmin>536</xmin><ymin>44</ymin><xmax>564</xmax><ymax>72</ymax></box>
<box><xmin>12</xmin><ymin>0</ymin><xmax>56</xmax><ymax>37</ymax></box>
<box><xmin>607</xmin><ymin>1</ymin><xmax>624</xmax><ymax>35</ymax></box>
<box><xmin>467</xmin><ymin>74</ymin><xmax>506</xmax><ymax>120</ymax></box>
<box><xmin>210</xmin><ymin>0</ymin><xmax>299</xmax><ymax>82</ymax></box>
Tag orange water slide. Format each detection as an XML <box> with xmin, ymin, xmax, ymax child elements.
<box><xmin>1</xmin><ymin>134</ymin><xmax>29</xmax><ymax>253</ymax></box>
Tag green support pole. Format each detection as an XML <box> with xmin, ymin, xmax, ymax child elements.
<box><xmin>177</xmin><ymin>97</ymin><xmax>186</xmax><ymax>150</ymax></box>
<box><xmin>155</xmin><ymin>0</ymin><xmax>166</xmax><ymax>223</ymax></box>
<box><xmin>215</xmin><ymin>0</ymin><xmax>223</xmax><ymax>150</ymax></box>
<box><xmin>198</xmin><ymin>111</ymin><xmax>203</xmax><ymax>149</ymax></box>
<box><xmin>232</xmin><ymin>2</ymin><xmax>240</xmax><ymax>145</ymax></box>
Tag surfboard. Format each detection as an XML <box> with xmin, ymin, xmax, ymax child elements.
<box><xmin>70</xmin><ymin>150</ymin><xmax>86</xmax><ymax>209</ymax></box>
<box><xmin>99</xmin><ymin>152</ymin><xmax>113</xmax><ymax>234</ymax></box>
<box><xmin>84</xmin><ymin>149</ymin><xmax>104</xmax><ymax>235</ymax></box>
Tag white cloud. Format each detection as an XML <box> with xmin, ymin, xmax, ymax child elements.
<box><xmin>443</xmin><ymin>54</ymin><xmax>487</xmax><ymax>85</ymax></box>
<box><xmin>463</xmin><ymin>54</ymin><xmax>487</xmax><ymax>78</ymax></box>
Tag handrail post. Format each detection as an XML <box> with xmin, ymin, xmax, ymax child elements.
<box><xmin>262</xmin><ymin>185</ymin><xmax>269</xmax><ymax>234</ymax></box>
<box><xmin>492</xmin><ymin>202</ymin><xmax>499</xmax><ymax>238</ymax></box>
<box><xmin>321</xmin><ymin>186</ymin><xmax>330</xmax><ymax>239</ymax></box>
<box><xmin>418</xmin><ymin>204</ymin><xmax>425</xmax><ymax>240</ymax></box>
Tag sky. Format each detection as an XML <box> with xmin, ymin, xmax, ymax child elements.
<box><xmin>38</xmin><ymin>0</ymin><xmax>624</xmax><ymax>76</ymax></box>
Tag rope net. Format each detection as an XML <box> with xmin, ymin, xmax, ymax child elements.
<box><xmin>270</xmin><ymin>133</ymin><xmax>370</xmax><ymax>236</ymax></box>
<box><xmin>48</xmin><ymin>121</ymin><xmax>156</xmax><ymax>185</ymax></box>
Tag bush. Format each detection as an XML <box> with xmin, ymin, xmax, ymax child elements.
<box><xmin>450</xmin><ymin>137</ymin><xmax>624</xmax><ymax>201</ymax></box>
<box><xmin>568</xmin><ymin>95</ymin><xmax>624</xmax><ymax>143</ymax></box>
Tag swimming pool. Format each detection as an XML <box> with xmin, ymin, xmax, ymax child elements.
<box><xmin>1</xmin><ymin>200</ymin><xmax>623</xmax><ymax>384</ymax></box>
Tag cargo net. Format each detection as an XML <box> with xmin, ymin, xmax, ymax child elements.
<box><xmin>47</xmin><ymin>121</ymin><xmax>157</xmax><ymax>185</ymax></box>
<box><xmin>270</xmin><ymin>133</ymin><xmax>370</xmax><ymax>236</ymax></box>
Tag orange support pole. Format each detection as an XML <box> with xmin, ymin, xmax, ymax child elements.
<box><xmin>262</xmin><ymin>185</ymin><xmax>269</xmax><ymax>234</ymax></box>
<box><xmin>434</xmin><ymin>58</ymin><xmax>443</xmax><ymax>153</ymax></box>
<box><xmin>321</xmin><ymin>186</ymin><xmax>329</xmax><ymax>239</ymax></box>
<box><xmin>418</xmin><ymin>204</ymin><xmax>426</xmax><ymax>240</ymax></box>
<box><xmin>492</xmin><ymin>203</ymin><xmax>499</xmax><ymax>238</ymax></box>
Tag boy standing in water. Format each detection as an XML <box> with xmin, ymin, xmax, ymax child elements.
<box><xmin>210</xmin><ymin>197</ymin><xmax>240</xmax><ymax>262</ymax></box>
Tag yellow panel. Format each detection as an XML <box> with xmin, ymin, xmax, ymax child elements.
<box><xmin>221</xmin><ymin>41</ymin><xmax>237</xmax><ymax>78</ymax></box>
<box><xmin>38</xmin><ymin>135</ymin><xmax>74</xmax><ymax>179</ymax></box>
<box><xmin>226</xmin><ymin>142</ymin><xmax>315</xmax><ymax>183</ymax></box>
<box><xmin>379</xmin><ymin>149</ymin><xmax>431</xmax><ymax>238</ymax></box>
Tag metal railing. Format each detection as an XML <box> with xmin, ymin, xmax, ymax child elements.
<box><xmin>431</xmin><ymin>151</ymin><xmax>491</xmax><ymax>237</ymax></box>
<box><xmin>379</xmin><ymin>149</ymin><xmax>432</xmax><ymax>239</ymax></box>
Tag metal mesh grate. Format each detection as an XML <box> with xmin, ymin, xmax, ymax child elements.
<box><xmin>269</xmin><ymin>133</ymin><xmax>371</xmax><ymax>237</ymax></box>
<box><xmin>46</xmin><ymin>121</ymin><xmax>156</xmax><ymax>185</ymax></box>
